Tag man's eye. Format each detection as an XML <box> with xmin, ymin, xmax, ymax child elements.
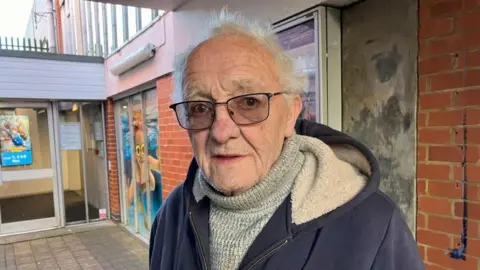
<box><xmin>190</xmin><ymin>104</ymin><xmax>211</xmax><ymax>114</ymax></box>
<box><xmin>243</xmin><ymin>97</ymin><xmax>258</xmax><ymax>107</ymax></box>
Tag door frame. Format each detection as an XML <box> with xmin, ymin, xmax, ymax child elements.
<box><xmin>0</xmin><ymin>101</ymin><xmax>61</xmax><ymax>235</ymax></box>
<box><xmin>273</xmin><ymin>6</ymin><xmax>342</xmax><ymax>130</ymax></box>
<box><xmin>54</xmin><ymin>101</ymin><xmax>110</xmax><ymax>226</ymax></box>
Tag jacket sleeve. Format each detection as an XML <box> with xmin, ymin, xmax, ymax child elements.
<box><xmin>149</xmin><ymin>203</ymin><xmax>165</xmax><ymax>267</ymax></box>
<box><xmin>148</xmin><ymin>184</ymin><xmax>185</xmax><ymax>269</ymax></box>
<box><xmin>371</xmin><ymin>208</ymin><xmax>425</xmax><ymax>270</ymax></box>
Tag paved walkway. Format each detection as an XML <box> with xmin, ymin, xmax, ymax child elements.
<box><xmin>0</xmin><ymin>222</ymin><xmax>149</xmax><ymax>270</ymax></box>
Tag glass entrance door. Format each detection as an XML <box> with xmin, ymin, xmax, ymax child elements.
<box><xmin>0</xmin><ymin>103</ymin><xmax>59</xmax><ymax>234</ymax></box>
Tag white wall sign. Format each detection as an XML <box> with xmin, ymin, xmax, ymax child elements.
<box><xmin>60</xmin><ymin>122</ymin><xmax>82</xmax><ymax>150</ymax></box>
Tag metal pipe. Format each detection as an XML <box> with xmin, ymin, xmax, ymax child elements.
<box><xmin>80</xmin><ymin>0</ymin><xmax>88</xmax><ymax>55</ymax></box>
<box><xmin>86</xmin><ymin>1</ymin><xmax>94</xmax><ymax>56</ymax></box>
<box><xmin>93</xmin><ymin>2</ymin><xmax>102</xmax><ymax>56</ymax></box>
<box><xmin>102</xmin><ymin>3</ymin><xmax>109</xmax><ymax>56</ymax></box>
<box><xmin>122</xmin><ymin>6</ymin><xmax>129</xmax><ymax>42</ymax></box>
<box><xmin>45</xmin><ymin>0</ymin><xmax>57</xmax><ymax>53</ymax></box>
<box><xmin>69</xmin><ymin>0</ymin><xmax>76</xmax><ymax>54</ymax></box>
<box><xmin>111</xmin><ymin>5</ymin><xmax>118</xmax><ymax>51</ymax></box>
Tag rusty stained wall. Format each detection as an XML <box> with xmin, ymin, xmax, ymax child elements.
<box><xmin>342</xmin><ymin>0</ymin><xmax>418</xmax><ymax>230</ymax></box>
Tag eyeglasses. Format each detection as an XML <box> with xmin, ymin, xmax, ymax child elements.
<box><xmin>169</xmin><ymin>92</ymin><xmax>284</xmax><ymax>130</ymax></box>
<box><xmin>136</xmin><ymin>144</ymin><xmax>144</xmax><ymax>156</ymax></box>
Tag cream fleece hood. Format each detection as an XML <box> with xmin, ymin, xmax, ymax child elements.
<box><xmin>291</xmin><ymin>135</ymin><xmax>371</xmax><ymax>224</ymax></box>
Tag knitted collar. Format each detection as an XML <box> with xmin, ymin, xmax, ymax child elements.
<box><xmin>193</xmin><ymin>135</ymin><xmax>304</xmax><ymax>211</ymax></box>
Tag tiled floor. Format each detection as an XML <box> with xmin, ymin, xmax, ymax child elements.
<box><xmin>0</xmin><ymin>222</ymin><xmax>149</xmax><ymax>270</ymax></box>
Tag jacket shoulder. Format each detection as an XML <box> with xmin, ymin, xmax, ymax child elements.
<box><xmin>157</xmin><ymin>183</ymin><xmax>185</xmax><ymax>217</ymax></box>
<box><xmin>354</xmin><ymin>191</ymin><xmax>424</xmax><ymax>269</ymax></box>
<box><xmin>297</xmin><ymin>191</ymin><xmax>420</xmax><ymax>270</ymax></box>
<box><xmin>347</xmin><ymin>191</ymin><xmax>397</xmax><ymax>227</ymax></box>
<box><xmin>149</xmin><ymin>183</ymin><xmax>187</xmax><ymax>267</ymax></box>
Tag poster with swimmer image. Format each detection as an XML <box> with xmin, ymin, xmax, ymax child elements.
<box><xmin>0</xmin><ymin>115</ymin><xmax>33</xmax><ymax>167</ymax></box>
<box><xmin>120</xmin><ymin>90</ymin><xmax>162</xmax><ymax>238</ymax></box>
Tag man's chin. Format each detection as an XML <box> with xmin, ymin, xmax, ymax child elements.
<box><xmin>210</xmin><ymin>179</ymin><xmax>253</xmax><ymax>196</ymax></box>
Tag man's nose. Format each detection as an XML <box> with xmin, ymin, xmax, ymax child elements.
<box><xmin>210</xmin><ymin>106</ymin><xmax>238</xmax><ymax>144</ymax></box>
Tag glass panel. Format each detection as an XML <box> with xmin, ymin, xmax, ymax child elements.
<box><xmin>0</xmin><ymin>107</ymin><xmax>55</xmax><ymax>223</ymax></box>
<box><xmin>58</xmin><ymin>102</ymin><xmax>86</xmax><ymax>223</ymax></box>
<box><xmin>81</xmin><ymin>102</ymin><xmax>108</xmax><ymax>220</ymax></box>
<box><xmin>144</xmin><ymin>89</ymin><xmax>162</xmax><ymax>235</ymax></box>
<box><xmin>128</xmin><ymin>6</ymin><xmax>137</xmax><ymax>39</ymax></box>
<box><xmin>276</xmin><ymin>18</ymin><xmax>319</xmax><ymax>122</ymax></box>
<box><xmin>132</xmin><ymin>93</ymin><xmax>150</xmax><ymax>237</ymax></box>
<box><xmin>118</xmin><ymin>98</ymin><xmax>135</xmax><ymax>231</ymax></box>
<box><xmin>118</xmin><ymin>90</ymin><xmax>161</xmax><ymax>238</ymax></box>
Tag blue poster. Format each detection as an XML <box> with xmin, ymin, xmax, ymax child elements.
<box><xmin>0</xmin><ymin>115</ymin><xmax>33</xmax><ymax>167</ymax></box>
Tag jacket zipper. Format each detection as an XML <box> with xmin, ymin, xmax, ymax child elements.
<box><xmin>189</xmin><ymin>211</ymin><xmax>209</xmax><ymax>270</ymax></box>
<box><xmin>242</xmin><ymin>238</ymin><xmax>290</xmax><ymax>270</ymax></box>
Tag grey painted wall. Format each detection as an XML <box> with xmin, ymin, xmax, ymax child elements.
<box><xmin>342</xmin><ymin>0</ymin><xmax>418</xmax><ymax>231</ymax></box>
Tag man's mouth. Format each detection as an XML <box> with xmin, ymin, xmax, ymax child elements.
<box><xmin>211</xmin><ymin>154</ymin><xmax>245</xmax><ymax>164</ymax></box>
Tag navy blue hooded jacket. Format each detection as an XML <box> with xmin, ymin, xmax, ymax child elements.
<box><xmin>149</xmin><ymin>119</ymin><xmax>425</xmax><ymax>270</ymax></box>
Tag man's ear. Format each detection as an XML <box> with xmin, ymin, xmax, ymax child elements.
<box><xmin>284</xmin><ymin>94</ymin><xmax>302</xmax><ymax>137</ymax></box>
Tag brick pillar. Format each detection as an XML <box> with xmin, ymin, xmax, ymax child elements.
<box><xmin>105</xmin><ymin>99</ymin><xmax>121</xmax><ymax>219</ymax></box>
<box><xmin>418</xmin><ymin>0</ymin><xmax>480</xmax><ymax>268</ymax></box>
<box><xmin>157</xmin><ymin>74</ymin><xmax>193</xmax><ymax>199</ymax></box>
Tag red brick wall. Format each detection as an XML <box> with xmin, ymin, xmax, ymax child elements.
<box><xmin>105</xmin><ymin>99</ymin><xmax>121</xmax><ymax>219</ymax></box>
<box><xmin>418</xmin><ymin>0</ymin><xmax>480</xmax><ymax>269</ymax></box>
<box><xmin>157</xmin><ymin>74</ymin><xmax>193</xmax><ymax>199</ymax></box>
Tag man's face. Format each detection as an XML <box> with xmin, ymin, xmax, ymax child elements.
<box><xmin>185</xmin><ymin>34</ymin><xmax>302</xmax><ymax>195</ymax></box>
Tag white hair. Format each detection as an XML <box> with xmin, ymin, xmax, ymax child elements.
<box><xmin>171</xmin><ymin>7</ymin><xmax>306</xmax><ymax>104</ymax></box>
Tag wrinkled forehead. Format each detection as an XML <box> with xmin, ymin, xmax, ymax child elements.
<box><xmin>183</xmin><ymin>34</ymin><xmax>280</xmax><ymax>100</ymax></box>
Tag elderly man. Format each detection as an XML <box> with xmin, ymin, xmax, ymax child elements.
<box><xmin>149</xmin><ymin>11</ymin><xmax>424</xmax><ymax>270</ymax></box>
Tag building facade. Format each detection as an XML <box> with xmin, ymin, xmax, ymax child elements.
<box><xmin>0</xmin><ymin>50</ymin><xmax>108</xmax><ymax>235</ymax></box>
<box><xmin>99</xmin><ymin>0</ymin><xmax>480</xmax><ymax>269</ymax></box>
<box><xmin>0</xmin><ymin>0</ymin><xmax>161</xmax><ymax>239</ymax></box>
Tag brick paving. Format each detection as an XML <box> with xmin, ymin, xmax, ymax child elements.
<box><xmin>0</xmin><ymin>224</ymin><xmax>149</xmax><ymax>270</ymax></box>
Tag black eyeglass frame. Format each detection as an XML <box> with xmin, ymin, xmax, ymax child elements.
<box><xmin>169</xmin><ymin>92</ymin><xmax>285</xmax><ymax>130</ymax></box>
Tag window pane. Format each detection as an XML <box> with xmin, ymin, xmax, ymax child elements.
<box><xmin>117</xmin><ymin>98</ymin><xmax>134</xmax><ymax>230</ymax></box>
<box><xmin>144</xmin><ymin>89</ymin><xmax>162</xmax><ymax>235</ymax></box>
<box><xmin>0</xmin><ymin>108</ymin><xmax>55</xmax><ymax>223</ymax></box>
<box><xmin>276</xmin><ymin>18</ymin><xmax>319</xmax><ymax>122</ymax></box>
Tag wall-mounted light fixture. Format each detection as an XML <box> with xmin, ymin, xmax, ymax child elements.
<box><xmin>110</xmin><ymin>43</ymin><xmax>156</xmax><ymax>76</ymax></box>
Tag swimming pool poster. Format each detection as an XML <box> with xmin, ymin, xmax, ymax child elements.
<box><xmin>0</xmin><ymin>115</ymin><xmax>33</xmax><ymax>167</ymax></box>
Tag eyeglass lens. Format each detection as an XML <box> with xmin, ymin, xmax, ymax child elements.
<box><xmin>174</xmin><ymin>93</ymin><xmax>271</xmax><ymax>130</ymax></box>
